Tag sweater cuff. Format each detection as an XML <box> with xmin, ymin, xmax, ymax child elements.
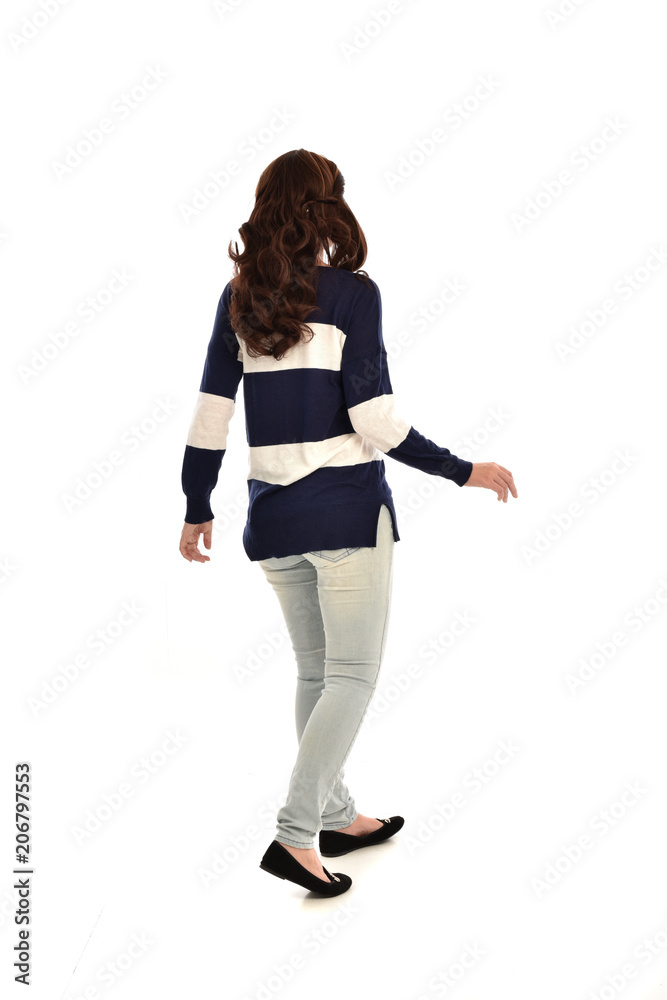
<box><xmin>184</xmin><ymin>497</ymin><xmax>214</xmax><ymax>525</ymax></box>
<box><xmin>441</xmin><ymin>456</ymin><xmax>473</xmax><ymax>487</ymax></box>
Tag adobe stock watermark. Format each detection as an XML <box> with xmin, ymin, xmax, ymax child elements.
<box><xmin>554</xmin><ymin>245</ymin><xmax>667</xmax><ymax>361</ymax></box>
<box><xmin>584</xmin><ymin>911</ymin><xmax>667</xmax><ymax>1000</ymax></box>
<box><xmin>178</xmin><ymin>107</ymin><xmax>296</xmax><ymax>224</ymax></box>
<box><xmin>510</xmin><ymin>116</ymin><xmax>628</xmax><ymax>233</ymax></box>
<box><xmin>521</xmin><ymin>448</ymin><xmax>637</xmax><ymax>566</ymax></box>
<box><xmin>385</xmin><ymin>75</ymin><xmax>501</xmax><ymax>191</ymax></box>
<box><xmin>389</xmin><ymin>471</ymin><xmax>459</xmax><ymax>522</ymax></box>
<box><xmin>545</xmin><ymin>0</ymin><xmax>593</xmax><ymax>29</ymax></box>
<box><xmin>0</xmin><ymin>883</ymin><xmax>20</xmax><ymax>930</ymax></box>
<box><xmin>70</xmin><ymin>730</ymin><xmax>190</xmax><ymax>846</ymax></box>
<box><xmin>240</xmin><ymin>903</ymin><xmax>358</xmax><ymax>1000</ymax></box>
<box><xmin>0</xmin><ymin>557</ymin><xmax>17</xmax><ymax>587</ymax></box>
<box><xmin>378</xmin><ymin>408</ymin><xmax>508</xmax><ymax>531</ymax></box>
<box><xmin>339</xmin><ymin>0</ymin><xmax>422</xmax><ymax>63</ymax></box>
<box><xmin>197</xmin><ymin>490</ymin><xmax>248</xmax><ymax>542</ymax></box>
<box><xmin>404</xmin><ymin>739</ymin><xmax>520</xmax><ymax>856</ymax></box>
<box><xmin>61</xmin><ymin>396</ymin><xmax>178</xmax><ymax>513</ymax></box>
<box><xmin>7</xmin><ymin>0</ymin><xmax>73</xmax><ymax>53</ymax></box>
<box><xmin>198</xmin><ymin>791</ymin><xmax>288</xmax><ymax>889</ymax></box>
<box><xmin>564</xmin><ymin>577</ymin><xmax>667</xmax><ymax>695</ymax></box>
<box><xmin>62</xmin><ymin>931</ymin><xmax>154</xmax><ymax>998</ymax></box>
<box><xmin>26</xmin><ymin>600</ymin><xmax>145</xmax><ymax>717</ymax></box>
<box><xmin>212</xmin><ymin>489</ymin><xmax>247</xmax><ymax>529</ymax></box>
<box><xmin>18</xmin><ymin>268</ymin><xmax>134</xmax><ymax>385</ymax></box>
<box><xmin>384</xmin><ymin>277</ymin><xmax>467</xmax><ymax>363</ymax></box>
<box><xmin>365</xmin><ymin>611</ymin><xmax>477</xmax><ymax>726</ymax></box>
<box><xmin>449</xmin><ymin>406</ymin><xmax>510</xmax><ymax>461</ymax></box>
<box><xmin>233</xmin><ymin>622</ymin><xmax>291</xmax><ymax>685</ymax></box>
<box><xmin>52</xmin><ymin>67</ymin><xmax>168</xmax><ymax>179</ymax></box>
<box><xmin>530</xmin><ymin>780</ymin><xmax>648</xmax><ymax>898</ymax></box>
<box><xmin>414</xmin><ymin>942</ymin><xmax>486</xmax><ymax>999</ymax></box>
<box><xmin>212</xmin><ymin>0</ymin><xmax>249</xmax><ymax>16</ymax></box>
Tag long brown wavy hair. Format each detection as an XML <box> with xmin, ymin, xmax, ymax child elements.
<box><xmin>227</xmin><ymin>149</ymin><xmax>371</xmax><ymax>361</ymax></box>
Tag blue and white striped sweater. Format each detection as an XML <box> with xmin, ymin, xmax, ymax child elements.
<box><xmin>181</xmin><ymin>266</ymin><xmax>472</xmax><ymax>561</ymax></box>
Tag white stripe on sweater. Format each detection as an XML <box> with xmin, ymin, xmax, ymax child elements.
<box><xmin>347</xmin><ymin>396</ymin><xmax>411</xmax><ymax>453</ymax></box>
<box><xmin>248</xmin><ymin>432</ymin><xmax>381</xmax><ymax>486</ymax></box>
<box><xmin>186</xmin><ymin>391</ymin><xmax>235</xmax><ymax>450</ymax></box>
<box><xmin>237</xmin><ymin>323</ymin><xmax>345</xmax><ymax>371</ymax></box>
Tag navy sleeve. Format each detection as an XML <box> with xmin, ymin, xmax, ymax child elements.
<box><xmin>341</xmin><ymin>278</ymin><xmax>473</xmax><ymax>487</ymax></box>
<box><xmin>181</xmin><ymin>282</ymin><xmax>244</xmax><ymax>524</ymax></box>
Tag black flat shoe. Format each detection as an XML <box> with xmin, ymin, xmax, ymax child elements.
<box><xmin>259</xmin><ymin>840</ymin><xmax>352</xmax><ymax>896</ymax></box>
<box><xmin>319</xmin><ymin>816</ymin><xmax>405</xmax><ymax>857</ymax></box>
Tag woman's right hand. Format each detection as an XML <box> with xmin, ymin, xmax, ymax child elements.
<box><xmin>179</xmin><ymin>520</ymin><xmax>213</xmax><ymax>562</ymax></box>
<box><xmin>464</xmin><ymin>463</ymin><xmax>518</xmax><ymax>502</ymax></box>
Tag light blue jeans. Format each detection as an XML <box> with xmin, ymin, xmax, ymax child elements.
<box><xmin>257</xmin><ymin>503</ymin><xmax>395</xmax><ymax>849</ymax></box>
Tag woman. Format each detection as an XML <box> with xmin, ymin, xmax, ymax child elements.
<box><xmin>178</xmin><ymin>149</ymin><xmax>518</xmax><ymax>897</ymax></box>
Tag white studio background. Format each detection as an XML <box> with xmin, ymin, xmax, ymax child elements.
<box><xmin>2</xmin><ymin>1</ymin><xmax>667</xmax><ymax>998</ymax></box>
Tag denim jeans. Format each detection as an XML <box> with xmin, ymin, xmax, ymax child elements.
<box><xmin>257</xmin><ymin>503</ymin><xmax>395</xmax><ymax>848</ymax></box>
